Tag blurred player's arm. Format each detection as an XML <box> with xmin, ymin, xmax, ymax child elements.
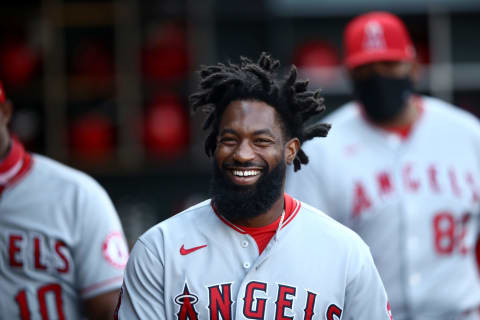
<box><xmin>116</xmin><ymin>239</ymin><xmax>166</xmax><ymax>319</ymax></box>
<box><xmin>342</xmin><ymin>243</ymin><xmax>392</xmax><ymax>320</ymax></box>
<box><xmin>74</xmin><ymin>178</ymin><xmax>129</xmax><ymax>319</ymax></box>
<box><xmin>83</xmin><ymin>290</ymin><xmax>121</xmax><ymax>320</ymax></box>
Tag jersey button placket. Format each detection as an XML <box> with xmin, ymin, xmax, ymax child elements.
<box><xmin>394</xmin><ymin>144</ymin><xmax>414</xmax><ymax>315</ymax></box>
<box><xmin>241</xmin><ymin>238</ymin><xmax>252</xmax><ymax>270</ymax></box>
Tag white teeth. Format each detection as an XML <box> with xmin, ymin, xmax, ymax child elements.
<box><xmin>232</xmin><ymin>170</ymin><xmax>260</xmax><ymax>177</ymax></box>
<box><xmin>248</xmin><ymin>170</ymin><xmax>258</xmax><ymax>176</ymax></box>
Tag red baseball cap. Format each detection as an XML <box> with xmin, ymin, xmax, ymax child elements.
<box><xmin>344</xmin><ymin>12</ymin><xmax>416</xmax><ymax>69</ymax></box>
<box><xmin>0</xmin><ymin>81</ymin><xmax>5</xmax><ymax>103</ymax></box>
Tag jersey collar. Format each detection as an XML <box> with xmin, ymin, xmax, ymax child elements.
<box><xmin>0</xmin><ymin>138</ymin><xmax>33</xmax><ymax>192</ymax></box>
<box><xmin>212</xmin><ymin>193</ymin><xmax>301</xmax><ymax>234</ymax></box>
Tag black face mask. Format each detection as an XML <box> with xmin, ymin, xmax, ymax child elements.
<box><xmin>353</xmin><ymin>74</ymin><xmax>413</xmax><ymax>123</ymax></box>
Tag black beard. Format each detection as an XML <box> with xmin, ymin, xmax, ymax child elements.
<box><xmin>210</xmin><ymin>160</ymin><xmax>286</xmax><ymax>223</ymax></box>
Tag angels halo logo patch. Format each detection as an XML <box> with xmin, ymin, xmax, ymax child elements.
<box><xmin>102</xmin><ymin>231</ymin><xmax>129</xmax><ymax>268</ymax></box>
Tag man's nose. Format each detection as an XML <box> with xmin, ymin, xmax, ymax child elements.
<box><xmin>233</xmin><ymin>140</ymin><xmax>255</xmax><ymax>163</ymax></box>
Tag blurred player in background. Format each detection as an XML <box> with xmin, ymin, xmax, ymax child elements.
<box><xmin>116</xmin><ymin>53</ymin><xmax>393</xmax><ymax>319</ymax></box>
<box><xmin>0</xmin><ymin>81</ymin><xmax>129</xmax><ymax>319</ymax></box>
<box><xmin>286</xmin><ymin>11</ymin><xmax>480</xmax><ymax>320</ymax></box>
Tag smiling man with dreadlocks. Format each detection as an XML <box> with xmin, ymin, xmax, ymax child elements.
<box><xmin>116</xmin><ymin>53</ymin><xmax>392</xmax><ymax>320</ymax></box>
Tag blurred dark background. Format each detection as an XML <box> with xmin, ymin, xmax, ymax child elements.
<box><xmin>2</xmin><ymin>0</ymin><xmax>480</xmax><ymax>246</ymax></box>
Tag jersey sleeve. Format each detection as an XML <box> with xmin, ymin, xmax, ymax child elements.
<box><xmin>74</xmin><ymin>178</ymin><xmax>129</xmax><ymax>299</ymax></box>
<box><xmin>342</xmin><ymin>242</ymin><xmax>392</xmax><ymax>320</ymax></box>
<box><xmin>116</xmin><ymin>239</ymin><xmax>165</xmax><ymax>319</ymax></box>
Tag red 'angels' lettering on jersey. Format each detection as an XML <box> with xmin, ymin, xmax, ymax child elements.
<box><xmin>243</xmin><ymin>281</ymin><xmax>267</xmax><ymax>319</ymax></box>
<box><xmin>448</xmin><ymin>168</ymin><xmax>461</xmax><ymax>197</ymax></box>
<box><xmin>176</xmin><ymin>282</ymin><xmax>342</xmax><ymax>319</ymax></box>
<box><xmin>33</xmin><ymin>236</ymin><xmax>47</xmax><ymax>270</ymax></box>
<box><xmin>6</xmin><ymin>230</ymin><xmax>72</xmax><ymax>275</ymax></box>
<box><xmin>208</xmin><ymin>283</ymin><xmax>233</xmax><ymax>320</ymax></box>
<box><xmin>353</xmin><ymin>182</ymin><xmax>372</xmax><ymax>217</ymax></box>
<box><xmin>377</xmin><ymin>171</ymin><xmax>394</xmax><ymax>196</ymax></box>
<box><xmin>326</xmin><ymin>304</ymin><xmax>342</xmax><ymax>320</ymax></box>
<box><xmin>175</xmin><ymin>284</ymin><xmax>199</xmax><ymax>320</ymax></box>
<box><xmin>303</xmin><ymin>291</ymin><xmax>317</xmax><ymax>320</ymax></box>
<box><xmin>466</xmin><ymin>172</ymin><xmax>479</xmax><ymax>202</ymax></box>
<box><xmin>351</xmin><ymin>164</ymin><xmax>479</xmax><ymax>217</ymax></box>
<box><xmin>274</xmin><ymin>285</ymin><xmax>296</xmax><ymax>320</ymax></box>
<box><xmin>55</xmin><ymin>241</ymin><xmax>69</xmax><ymax>273</ymax></box>
<box><xmin>9</xmin><ymin>233</ymin><xmax>25</xmax><ymax>267</ymax></box>
<box><xmin>403</xmin><ymin>164</ymin><xmax>420</xmax><ymax>192</ymax></box>
<box><xmin>428</xmin><ymin>165</ymin><xmax>441</xmax><ymax>192</ymax></box>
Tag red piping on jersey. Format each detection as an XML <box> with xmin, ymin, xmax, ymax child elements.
<box><xmin>0</xmin><ymin>138</ymin><xmax>33</xmax><ymax>194</ymax></box>
<box><xmin>280</xmin><ymin>194</ymin><xmax>301</xmax><ymax>229</ymax></box>
<box><xmin>357</xmin><ymin>95</ymin><xmax>424</xmax><ymax>140</ymax></box>
<box><xmin>212</xmin><ymin>193</ymin><xmax>301</xmax><ymax>254</ymax></box>
<box><xmin>81</xmin><ymin>275</ymin><xmax>124</xmax><ymax>296</ymax></box>
<box><xmin>215</xmin><ymin>212</ymin><xmax>247</xmax><ymax>234</ymax></box>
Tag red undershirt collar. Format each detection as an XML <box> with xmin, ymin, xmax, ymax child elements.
<box><xmin>0</xmin><ymin>138</ymin><xmax>33</xmax><ymax>194</ymax></box>
<box><xmin>213</xmin><ymin>193</ymin><xmax>301</xmax><ymax>254</ymax></box>
<box><xmin>239</xmin><ymin>193</ymin><xmax>298</xmax><ymax>234</ymax></box>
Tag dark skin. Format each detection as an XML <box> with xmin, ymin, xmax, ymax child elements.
<box><xmin>0</xmin><ymin>100</ymin><xmax>120</xmax><ymax>320</ymax></box>
<box><xmin>350</xmin><ymin>60</ymin><xmax>421</xmax><ymax>128</ymax></box>
<box><xmin>83</xmin><ymin>291</ymin><xmax>121</xmax><ymax>320</ymax></box>
<box><xmin>215</xmin><ymin>99</ymin><xmax>300</xmax><ymax>228</ymax></box>
<box><xmin>0</xmin><ymin>100</ymin><xmax>12</xmax><ymax>159</ymax></box>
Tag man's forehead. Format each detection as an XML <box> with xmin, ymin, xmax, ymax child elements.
<box><xmin>220</xmin><ymin>127</ymin><xmax>275</xmax><ymax>137</ymax></box>
<box><xmin>219</xmin><ymin>100</ymin><xmax>280</xmax><ymax>130</ymax></box>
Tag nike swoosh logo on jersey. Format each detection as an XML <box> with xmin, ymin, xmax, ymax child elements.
<box><xmin>180</xmin><ymin>244</ymin><xmax>207</xmax><ymax>255</ymax></box>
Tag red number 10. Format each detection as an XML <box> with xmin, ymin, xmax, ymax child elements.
<box><xmin>15</xmin><ymin>284</ymin><xmax>65</xmax><ymax>320</ymax></box>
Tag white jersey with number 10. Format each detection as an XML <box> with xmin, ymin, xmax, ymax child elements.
<box><xmin>0</xmin><ymin>144</ymin><xmax>129</xmax><ymax>320</ymax></box>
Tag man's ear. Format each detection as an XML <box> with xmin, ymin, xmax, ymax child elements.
<box><xmin>285</xmin><ymin>137</ymin><xmax>300</xmax><ymax>165</ymax></box>
<box><xmin>0</xmin><ymin>100</ymin><xmax>13</xmax><ymax>126</ymax></box>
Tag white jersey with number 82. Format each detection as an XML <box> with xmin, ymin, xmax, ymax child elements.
<box><xmin>286</xmin><ymin>96</ymin><xmax>480</xmax><ymax>320</ymax></box>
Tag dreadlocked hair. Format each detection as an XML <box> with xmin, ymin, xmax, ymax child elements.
<box><xmin>190</xmin><ymin>52</ymin><xmax>331</xmax><ymax>171</ymax></box>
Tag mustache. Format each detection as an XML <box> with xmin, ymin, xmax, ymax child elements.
<box><xmin>222</xmin><ymin>161</ymin><xmax>267</xmax><ymax>169</ymax></box>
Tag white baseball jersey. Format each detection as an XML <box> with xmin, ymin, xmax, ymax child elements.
<box><xmin>286</xmin><ymin>96</ymin><xmax>480</xmax><ymax>320</ymax></box>
<box><xmin>116</xmin><ymin>194</ymin><xmax>392</xmax><ymax>320</ymax></box>
<box><xmin>0</xmin><ymin>139</ymin><xmax>129</xmax><ymax>319</ymax></box>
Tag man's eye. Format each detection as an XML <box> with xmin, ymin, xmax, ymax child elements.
<box><xmin>255</xmin><ymin>138</ymin><xmax>273</xmax><ymax>145</ymax></box>
<box><xmin>220</xmin><ymin>137</ymin><xmax>236</xmax><ymax>144</ymax></box>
